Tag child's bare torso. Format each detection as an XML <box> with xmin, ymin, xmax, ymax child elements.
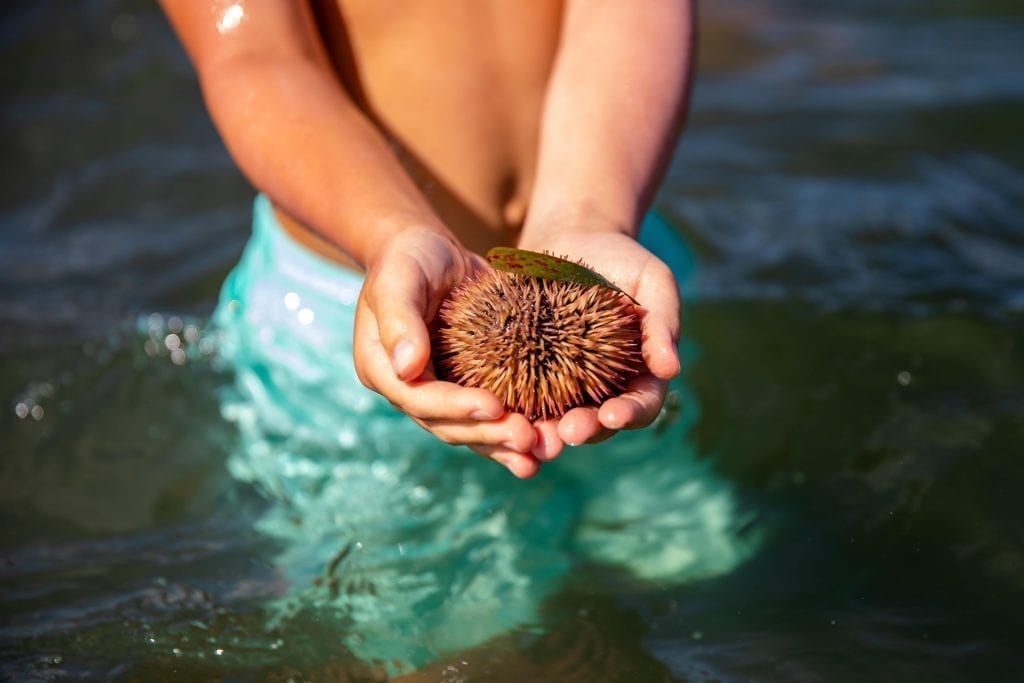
<box><xmin>282</xmin><ymin>0</ymin><xmax>564</xmax><ymax>261</ymax></box>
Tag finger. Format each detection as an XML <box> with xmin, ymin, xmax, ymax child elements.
<box><xmin>557</xmin><ymin>406</ymin><xmax>610</xmax><ymax>446</ymax></box>
<box><xmin>428</xmin><ymin>413</ymin><xmax>537</xmax><ymax>452</ymax></box>
<box><xmin>398</xmin><ymin>380</ymin><xmax>507</xmax><ymax>422</ymax></box>
<box><xmin>636</xmin><ymin>259</ymin><xmax>682</xmax><ymax>381</ymax></box>
<box><xmin>531</xmin><ymin>420</ymin><xmax>565</xmax><ymax>462</ymax></box>
<box><xmin>356</xmin><ymin>307</ymin><xmax>504</xmax><ymax>420</ymax></box>
<box><xmin>598</xmin><ymin>374</ymin><xmax>668</xmax><ymax>430</ymax></box>
<box><xmin>364</xmin><ymin>261</ymin><xmax>433</xmax><ymax>381</ymax></box>
<box><xmin>352</xmin><ymin>295</ymin><xmax>386</xmax><ymax>389</ymax></box>
<box><xmin>472</xmin><ymin>445</ymin><xmax>542</xmax><ymax>479</ymax></box>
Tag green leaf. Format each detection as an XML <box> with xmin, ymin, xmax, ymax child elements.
<box><xmin>486</xmin><ymin>247</ymin><xmax>639</xmax><ymax>305</ymax></box>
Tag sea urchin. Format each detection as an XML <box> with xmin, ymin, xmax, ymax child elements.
<box><xmin>431</xmin><ymin>266</ymin><xmax>644</xmax><ymax>421</ymax></box>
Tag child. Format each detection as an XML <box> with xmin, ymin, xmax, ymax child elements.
<box><xmin>163</xmin><ymin>0</ymin><xmax>755</xmax><ymax>672</ymax></box>
<box><xmin>162</xmin><ymin>0</ymin><xmax>694</xmax><ymax>477</ymax></box>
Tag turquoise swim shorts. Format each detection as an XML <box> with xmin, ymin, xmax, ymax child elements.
<box><xmin>213</xmin><ymin>194</ymin><xmax>756</xmax><ymax>672</ymax></box>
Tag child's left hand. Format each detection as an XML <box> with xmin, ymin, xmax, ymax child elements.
<box><xmin>516</xmin><ymin>230</ymin><xmax>681</xmax><ymax>460</ymax></box>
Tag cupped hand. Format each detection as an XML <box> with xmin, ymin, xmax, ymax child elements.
<box><xmin>517</xmin><ymin>230</ymin><xmax>681</xmax><ymax>458</ymax></box>
<box><xmin>353</xmin><ymin>228</ymin><xmax>542</xmax><ymax>478</ymax></box>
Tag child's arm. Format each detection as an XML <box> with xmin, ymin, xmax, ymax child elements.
<box><xmin>518</xmin><ymin>0</ymin><xmax>696</xmax><ymax>452</ymax></box>
<box><xmin>161</xmin><ymin>1</ymin><xmax>541</xmax><ymax>477</ymax></box>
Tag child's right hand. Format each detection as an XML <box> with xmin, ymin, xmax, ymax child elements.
<box><xmin>353</xmin><ymin>228</ymin><xmax>543</xmax><ymax>478</ymax></box>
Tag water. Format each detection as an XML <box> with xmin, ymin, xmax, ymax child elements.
<box><xmin>2</xmin><ymin>0</ymin><xmax>1023</xmax><ymax>680</ymax></box>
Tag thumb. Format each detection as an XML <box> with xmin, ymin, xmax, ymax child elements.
<box><xmin>637</xmin><ymin>260</ymin><xmax>681</xmax><ymax>380</ymax></box>
<box><xmin>366</xmin><ymin>262</ymin><xmax>434</xmax><ymax>382</ymax></box>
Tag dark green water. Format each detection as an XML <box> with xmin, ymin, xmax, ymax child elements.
<box><xmin>3</xmin><ymin>0</ymin><xmax>1023</xmax><ymax>680</ymax></box>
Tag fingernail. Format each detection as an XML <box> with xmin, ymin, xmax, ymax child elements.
<box><xmin>391</xmin><ymin>339</ymin><xmax>415</xmax><ymax>378</ymax></box>
<box><xmin>471</xmin><ymin>408</ymin><xmax>497</xmax><ymax>421</ymax></box>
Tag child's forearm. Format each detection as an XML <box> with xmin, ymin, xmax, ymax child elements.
<box><xmin>204</xmin><ymin>56</ymin><xmax>449</xmax><ymax>267</ymax></box>
<box><xmin>522</xmin><ymin>0</ymin><xmax>695</xmax><ymax>241</ymax></box>
<box><xmin>163</xmin><ymin>1</ymin><xmax>449</xmax><ymax>269</ymax></box>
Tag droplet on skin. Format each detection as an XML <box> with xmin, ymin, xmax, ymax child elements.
<box><xmin>216</xmin><ymin>3</ymin><xmax>245</xmax><ymax>34</ymax></box>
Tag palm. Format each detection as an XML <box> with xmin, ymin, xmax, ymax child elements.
<box><xmin>516</xmin><ymin>231</ymin><xmax>681</xmax><ymax>448</ymax></box>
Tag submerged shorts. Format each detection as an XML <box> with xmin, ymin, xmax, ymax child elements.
<box><xmin>213</xmin><ymin>195</ymin><xmax>756</xmax><ymax>671</ymax></box>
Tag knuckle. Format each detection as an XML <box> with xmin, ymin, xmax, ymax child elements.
<box><xmin>353</xmin><ymin>361</ymin><xmax>371</xmax><ymax>387</ymax></box>
<box><xmin>397</xmin><ymin>401</ymin><xmax>423</xmax><ymax>420</ymax></box>
<box><xmin>435</xmin><ymin>429</ymin><xmax>460</xmax><ymax>446</ymax></box>
<box><xmin>354</xmin><ymin>371</ymin><xmax>373</xmax><ymax>391</ymax></box>
<box><xmin>632</xmin><ymin>413</ymin><xmax>657</xmax><ymax>429</ymax></box>
<box><xmin>650</xmin><ymin>257</ymin><xmax>675</xmax><ymax>283</ymax></box>
<box><xmin>631</xmin><ymin>402</ymin><xmax>659</xmax><ymax>429</ymax></box>
<box><xmin>377</xmin><ymin>390</ymin><xmax>414</xmax><ymax>417</ymax></box>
